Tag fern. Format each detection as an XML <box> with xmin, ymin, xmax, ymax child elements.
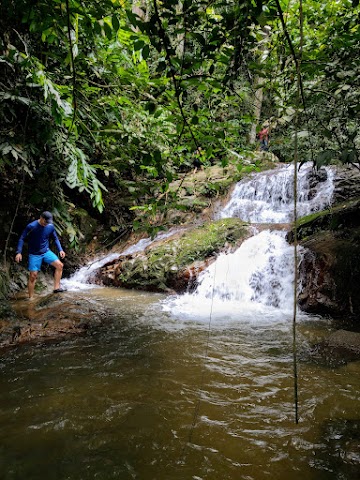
<box><xmin>65</xmin><ymin>145</ymin><xmax>107</xmax><ymax>212</ymax></box>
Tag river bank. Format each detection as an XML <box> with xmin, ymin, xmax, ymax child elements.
<box><xmin>0</xmin><ymin>289</ymin><xmax>113</xmax><ymax>352</ymax></box>
<box><xmin>2</xmin><ymin>160</ymin><xmax>360</xmax><ymax>355</ymax></box>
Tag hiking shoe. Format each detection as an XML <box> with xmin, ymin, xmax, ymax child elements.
<box><xmin>53</xmin><ymin>288</ymin><xmax>67</xmax><ymax>293</ymax></box>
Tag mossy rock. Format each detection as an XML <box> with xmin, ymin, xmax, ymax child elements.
<box><xmin>292</xmin><ymin>198</ymin><xmax>360</xmax><ymax>318</ymax></box>
<box><xmin>72</xmin><ymin>208</ymin><xmax>99</xmax><ymax>243</ymax></box>
<box><xmin>288</xmin><ymin>198</ymin><xmax>360</xmax><ymax>243</ymax></box>
<box><xmin>169</xmin><ymin>157</ymin><xmax>276</xmax><ymax>197</ymax></box>
<box><xmin>112</xmin><ymin>218</ymin><xmax>249</xmax><ymax>292</ymax></box>
<box><xmin>0</xmin><ymin>267</ymin><xmax>10</xmax><ymax>300</ymax></box>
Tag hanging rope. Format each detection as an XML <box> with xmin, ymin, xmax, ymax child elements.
<box><xmin>275</xmin><ymin>0</ymin><xmax>304</xmax><ymax>424</ymax></box>
<box><xmin>177</xmin><ymin>3</ymin><xmax>306</xmax><ymax>453</ymax></box>
<box><xmin>292</xmin><ymin>118</ymin><xmax>299</xmax><ymax>425</ymax></box>
<box><xmin>291</xmin><ymin>0</ymin><xmax>304</xmax><ymax>425</ymax></box>
<box><xmin>178</xmin><ymin>261</ymin><xmax>217</xmax><ymax>462</ymax></box>
<box><xmin>293</xmin><ymin>0</ymin><xmax>304</xmax><ymax>426</ymax></box>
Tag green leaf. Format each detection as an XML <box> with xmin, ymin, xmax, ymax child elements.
<box><xmin>192</xmin><ymin>33</ymin><xmax>206</xmax><ymax>46</ymax></box>
<box><xmin>134</xmin><ymin>40</ymin><xmax>145</xmax><ymax>51</ymax></box>
<box><xmin>142</xmin><ymin>44</ymin><xmax>150</xmax><ymax>60</ymax></box>
<box><xmin>94</xmin><ymin>21</ymin><xmax>101</xmax><ymax>34</ymax></box>
<box><xmin>145</xmin><ymin>102</ymin><xmax>156</xmax><ymax>114</ymax></box>
<box><xmin>126</xmin><ymin>10</ymin><xmax>138</xmax><ymax>28</ymax></box>
<box><xmin>104</xmin><ymin>23</ymin><xmax>113</xmax><ymax>40</ymax></box>
<box><xmin>112</xmin><ymin>14</ymin><xmax>120</xmax><ymax>32</ymax></box>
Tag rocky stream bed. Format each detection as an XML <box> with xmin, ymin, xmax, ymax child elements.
<box><xmin>2</xmin><ymin>160</ymin><xmax>360</xmax><ymax>366</ymax></box>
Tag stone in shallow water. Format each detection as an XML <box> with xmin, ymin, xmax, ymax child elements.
<box><xmin>326</xmin><ymin>329</ymin><xmax>360</xmax><ymax>353</ymax></box>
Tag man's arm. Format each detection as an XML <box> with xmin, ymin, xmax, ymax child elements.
<box><xmin>52</xmin><ymin>228</ymin><xmax>66</xmax><ymax>258</ymax></box>
<box><xmin>15</xmin><ymin>224</ymin><xmax>33</xmax><ymax>262</ymax></box>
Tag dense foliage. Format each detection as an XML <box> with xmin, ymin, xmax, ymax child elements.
<box><xmin>0</xmin><ymin>0</ymin><xmax>359</xmax><ymax>261</ymax></box>
<box><xmin>266</xmin><ymin>0</ymin><xmax>360</xmax><ymax>166</ymax></box>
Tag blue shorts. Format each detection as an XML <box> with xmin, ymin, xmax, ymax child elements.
<box><xmin>28</xmin><ymin>250</ymin><xmax>59</xmax><ymax>271</ymax></box>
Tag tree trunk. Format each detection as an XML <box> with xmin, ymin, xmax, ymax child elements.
<box><xmin>248</xmin><ymin>26</ymin><xmax>271</xmax><ymax>145</ymax></box>
<box><xmin>248</xmin><ymin>76</ymin><xmax>264</xmax><ymax>145</ymax></box>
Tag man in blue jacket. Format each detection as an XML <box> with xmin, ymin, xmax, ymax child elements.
<box><xmin>15</xmin><ymin>211</ymin><xmax>66</xmax><ymax>299</ymax></box>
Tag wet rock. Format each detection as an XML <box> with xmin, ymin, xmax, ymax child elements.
<box><xmin>288</xmin><ymin>198</ymin><xmax>360</xmax><ymax>319</ymax></box>
<box><xmin>0</xmin><ymin>292</ymin><xmax>112</xmax><ymax>351</ymax></box>
<box><xmin>94</xmin><ymin>219</ymin><xmax>251</xmax><ymax>293</ymax></box>
<box><xmin>307</xmin><ymin>167</ymin><xmax>329</xmax><ymax>200</ymax></box>
<box><xmin>325</xmin><ymin>329</ymin><xmax>360</xmax><ymax>353</ymax></box>
<box><xmin>333</xmin><ymin>165</ymin><xmax>360</xmax><ymax>203</ymax></box>
<box><xmin>305</xmin><ymin>329</ymin><xmax>360</xmax><ymax>368</ymax></box>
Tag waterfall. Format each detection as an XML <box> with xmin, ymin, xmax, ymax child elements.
<box><xmin>219</xmin><ymin>162</ymin><xmax>334</xmax><ymax>223</ymax></box>
<box><xmin>162</xmin><ymin>230</ymin><xmax>297</xmax><ymax>320</ymax></box>
<box><xmin>64</xmin><ymin>162</ymin><xmax>335</xmax><ymax>312</ymax></box>
<box><xmin>63</xmin><ymin>228</ymin><xmax>184</xmax><ymax>290</ymax></box>
<box><xmin>62</xmin><ymin>253</ymin><xmax>121</xmax><ymax>290</ymax></box>
<box><xmin>163</xmin><ymin>163</ymin><xmax>335</xmax><ymax>319</ymax></box>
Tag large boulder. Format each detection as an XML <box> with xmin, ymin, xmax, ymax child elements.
<box><xmin>95</xmin><ymin>218</ymin><xmax>251</xmax><ymax>293</ymax></box>
<box><xmin>332</xmin><ymin>164</ymin><xmax>360</xmax><ymax>203</ymax></box>
<box><xmin>289</xmin><ymin>199</ymin><xmax>360</xmax><ymax>318</ymax></box>
<box><xmin>286</xmin><ymin>164</ymin><xmax>360</xmax><ymax>319</ymax></box>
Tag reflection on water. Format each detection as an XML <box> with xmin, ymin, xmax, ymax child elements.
<box><xmin>1</xmin><ymin>288</ymin><xmax>359</xmax><ymax>480</ymax></box>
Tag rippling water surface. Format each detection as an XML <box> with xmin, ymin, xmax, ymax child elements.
<box><xmin>1</xmin><ymin>288</ymin><xmax>360</xmax><ymax>480</ymax></box>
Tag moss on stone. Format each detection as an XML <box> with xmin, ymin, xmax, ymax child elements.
<box><xmin>289</xmin><ymin>199</ymin><xmax>360</xmax><ymax>242</ymax></box>
<box><xmin>0</xmin><ymin>268</ymin><xmax>9</xmax><ymax>300</ymax></box>
<box><xmin>115</xmin><ymin>218</ymin><xmax>249</xmax><ymax>292</ymax></box>
<box><xmin>167</xmin><ymin>158</ymin><xmax>277</xmax><ymax>217</ymax></box>
<box><xmin>293</xmin><ymin>198</ymin><xmax>360</xmax><ymax>318</ymax></box>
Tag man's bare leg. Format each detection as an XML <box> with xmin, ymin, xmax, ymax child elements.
<box><xmin>51</xmin><ymin>260</ymin><xmax>64</xmax><ymax>291</ymax></box>
<box><xmin>28</xmin><ymin>271</ymin><xmax>38</xmax><ymax>299</ymax></box>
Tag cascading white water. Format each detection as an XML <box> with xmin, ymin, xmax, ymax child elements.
<box><xmin>63</xmin><ymin>228</ymin><xmax>183</xmax><ymax>290</ymax></box>
<box><xmin>163</xmin><ymin>163</ymin><xmax>335</xmax><ymax>319</ymax></box>
<box><xmin>162</xmin><ymin>230</ymin><xmax>297</xmax><ymax>320</ymax></box>
<box><xmin>62</xmin><ymin>253</ymin><xmax>121</xmax><ymax>290</ymax></box>
<box><xmin>219</xmin><ymin>162</ymin><xmax>334</xmax><ymax>223</ymax></box>
<box><xmin>65</xmin><ymin>162</ymin><xmax>335</xmax><ymax>314</ymax></box>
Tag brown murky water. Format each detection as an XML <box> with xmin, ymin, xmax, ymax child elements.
<box><xmin>0</xmin><ymin>287</ymin><xmax>359</xmax><ymax>480</ymax></box>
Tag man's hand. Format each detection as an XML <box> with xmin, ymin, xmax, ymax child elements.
<box><xmin>15</xmin><ymin>253</ymin><xmax>22</xmax><ymax>263</ymax></box>
<box><xmin>59</xmin><ymin>251</ymin><xmax>66</xmax><ymax>259</ymax></box>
